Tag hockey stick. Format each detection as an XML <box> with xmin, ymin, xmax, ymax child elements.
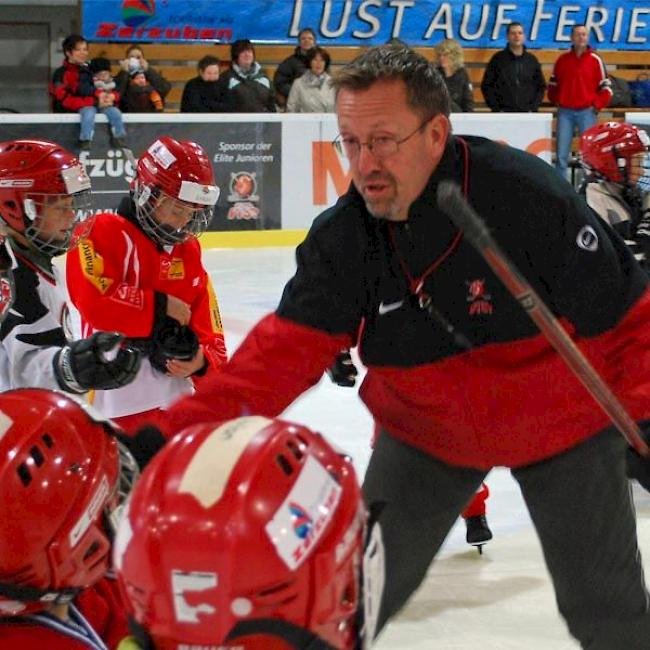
<box><xmin>437</xmin><ymin>180</ymin><xmax>650</xmax><ymax>456</ymax></box>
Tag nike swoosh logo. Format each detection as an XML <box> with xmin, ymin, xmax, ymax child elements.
<box><xmin>378</xmin><ymin>300</ymin><xmax>404</xmax><ymax>315</ymax></box>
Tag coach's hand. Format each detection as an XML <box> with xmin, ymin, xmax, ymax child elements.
<box><xmin>326</xmin><ymin>350</ymin><xmax>358</xmax><ymax>388</ymax></box>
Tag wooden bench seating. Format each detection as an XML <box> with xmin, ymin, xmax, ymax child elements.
<box><xmin>89</xmin><ymin>43</ymin><xmax>649</xmax><ymax>119</ymax></box>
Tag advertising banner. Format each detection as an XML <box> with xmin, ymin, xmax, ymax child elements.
<box><xmin>82</xmin><ymin>0</ymin><xmax>650</xmax><ymax>50</ymax></box>
<box><xmin>0</xmin><ymin>118</ymin><xmax>282</xmax><ymax>231</ymax></box>
<box><xmin>282</xmin><ymin>112</ymin><xmax>552</xmax><ymax>228</ymax></box>
<box><xmin>0</xmin><ymin>113</ymin><xmax>551</xmax><ymax>232</ymax></box>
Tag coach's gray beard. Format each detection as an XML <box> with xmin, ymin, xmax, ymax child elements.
<box><xmin>364</xmin><ymin>196</ymin><xmax>405</xmax><ymax>222</ymax></box>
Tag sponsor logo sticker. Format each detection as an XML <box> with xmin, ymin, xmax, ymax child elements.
<box><xmin>265</xmin><ymin>455</ymin><xmax>341</xmax><ymax>570</ymax></box>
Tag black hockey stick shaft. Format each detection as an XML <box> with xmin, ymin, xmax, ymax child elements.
<box><xmin>437</xmin><ymin>180</ymin><xmax>649</xmax><ymax>456</ymax></box>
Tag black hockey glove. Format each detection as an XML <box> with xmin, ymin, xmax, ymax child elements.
<box><xmin>54</xmin><ymin>332</ymin><xmax>142</xmax><ymax>394</ymax></box>
<box><xmin>326</xmin><ymin>350</ymin><xmax>358</xmax><ymax>388</ymax></box>
<box><xmin>149</xmin><ymin>316</ymin><xmax>200</xmax><ymax>374</ymax></box>
<box><xmin>115</xmin><ymin>425</ymin><xmax>167</xmax><ymax>469</ymax></box>
<box><xmin>626</xmin><ymin>430</ymin><xmax>650</xmax><ymax>493</ymax></box>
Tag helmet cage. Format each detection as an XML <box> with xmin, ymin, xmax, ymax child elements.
<box><xmin>22</xmin><ymin>188</ymin><xmax>93</xmax><ymax>257</ymax></box>
<box><xmin>105</xmin><ymin>439</ymin><xmax>140</xmax><ymax>536</ymax></box>
<box><xmin>133</xmin><ymin>180</ymin><xmax>214</xmax><ymax>246</ymax></box>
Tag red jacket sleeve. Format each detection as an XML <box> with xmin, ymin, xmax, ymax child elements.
<box><xmin>55</xmin><ymin>68</ymin><xmax>96</xmax><ymax>112</ymax></box>
<box><xmin>157</xmin><ymin>313</ymin><xmax>352</xmax><ymax>436</ymax></box>
<box><xmin>588</xmin><ymin>287</ymin><xmax>650</xmax><ymax>422</ymax></box>
<box><xmin>189</xmin><ymin>272</ymin><xmax>227</xmax><ymax>385</ymax></box>
<box><xmin>67</xmin><ymin>219</ymin><xmax>158</xmax><ymax>338</ymax></box>
<box><xmin>592</xmin><ymin>53</ymin><xmax>612</xmax><ymax>111</ymax></box>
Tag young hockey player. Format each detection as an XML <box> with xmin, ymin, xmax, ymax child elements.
<box><xmin>0</xmin><ymin>388</ymin><xmax>137</xmax><ymax>649</ymax></box>
<box><xmin>114</xmin><ymin>416</ymin><xmax>373</xmax><ymax>649</ymax></box>
<box><xmin>0</xmin><ymin>139</ymin><xmax>140</xmax><ymax>394</ymax></box>
<box><xmin>66</xmin><ymin>136</ymin><xmax>226</xmax><ymax>431</ymax></box>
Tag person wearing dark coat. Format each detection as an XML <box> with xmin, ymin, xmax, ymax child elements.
<box><xmin>481</xmin><ymin>22</ymin><xmax>546</xmax><ymax>112</ymax></box>
<box><xmin>181</xmin><ymin>55</ymin><xmax>227</xmax><ymax>113</ymax></box>
<box><xmin>114</xmin><ymin>44</ymin><xmax>171</xmax><ymax>112</ymax></box>
<box><xmin>220</xmin><ymin>40</ymin><xmax>276</xmax><ymax>113</ymax></box>
<box><xmin>273</xmin><ymin>28</ymin><xmax>316</xmax><ymax>108</ymax></box>
<box><xmin>433</xmin><ymin>39</ymin><xmax>474</xmax><ymax>112</ymax></box>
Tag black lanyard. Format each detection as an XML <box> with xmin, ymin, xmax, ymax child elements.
<box><xmin>387</xmin><ymin>136</ymin><xmax>472</xmax><ymax>349</ymax></box>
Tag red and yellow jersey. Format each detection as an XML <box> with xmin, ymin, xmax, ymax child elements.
<box><xmin>66</xmin><ymin>209</ymin><xmax>226</xmax><ymax>418</ymax></box>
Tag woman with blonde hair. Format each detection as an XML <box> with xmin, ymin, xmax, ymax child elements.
<box><xmin>434</xmin><ymin>39</ymin><xmax>474</xmax><ymax>112</ymax></box>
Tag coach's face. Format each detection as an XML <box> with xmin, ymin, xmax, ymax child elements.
<box><xmin>336</xmin><ymin>78</ymin><xmax>448</xmax><ymax>222</ymax></box>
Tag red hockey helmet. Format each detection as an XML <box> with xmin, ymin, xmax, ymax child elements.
<box><xmin>579</xmin><ymin>121</ymin><xmax>650</xmax><ymax>185</ymax></box>
<box><xmin>0</xmin><ymin>140</ymin><xmax>92</xmax><ymax>257</ymax></box>
<box><xmin>115</xmin><ymin>416</ymin><xmax>365</xmax><ymax>650</ymax></box>
<box><xmin>133</xmin><ymin>137</ymin><xmax>219</xmax><ymax>246</ymax></box>
<box><xmin>0</xmin><ymin>388</ymin><xmax>132</xmax><ymax>616</ymax></box>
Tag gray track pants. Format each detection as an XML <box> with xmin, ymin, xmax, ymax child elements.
<box><xmin>362</xmin><ymin>428</ymin><xmax>650</xmax><ymax>649</ymax></box>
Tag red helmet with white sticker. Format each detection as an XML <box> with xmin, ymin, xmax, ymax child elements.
<box><xmin>579</xmin><ymin>121</ymin><xmax>650</xmax><ymax>186</ymax></box>
<box><xmin>133</xmin><ymin>137</ymin><xmax>220</xmax><ymax>246</ymax></box>
<box><xmin>114</xmin><ymin>417</ymin><xmax>365</xmax><ymax>649</ymax></box>
<box><xmin>0</xmin><ymin>389</ymin><xmax>131</xmax><ymax>616</ymax></box>
<box><xmin>0</xmin><ymin>140</ymin><xmax>92</xmax><ymax>257</ymax></box>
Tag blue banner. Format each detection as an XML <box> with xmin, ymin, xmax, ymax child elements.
<box><xmin>82</xmin><ymin>0</ymin><xmax>650</xmax><ymax>50</ymax></box>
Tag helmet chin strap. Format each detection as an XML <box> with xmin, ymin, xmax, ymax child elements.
<box><xmin>0</xmin><ymin>580</ymin><xmax>80</xmax><ymax>610</ymax></box>
<box><xmin>227</xmin><ymin>618</ymin><xmax>339</xmax><ymax>649</ymax></box>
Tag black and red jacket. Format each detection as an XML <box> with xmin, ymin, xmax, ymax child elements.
<box><xmin>161</xmin><ymin>136</ymin><xmax>650</xmax><ymax>469</ymax></box>
<box><xmin>50</xmin><ymin>59</ymin><xmax>120</xmax><ymax>113</ymax></box>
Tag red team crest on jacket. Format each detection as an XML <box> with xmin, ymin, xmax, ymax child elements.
<box><xmin>467</xmin><ymin>279</ymin><xmax>493</xmax><ymax>315</ymax></box>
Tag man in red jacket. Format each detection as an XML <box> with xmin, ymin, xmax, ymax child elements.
<box><xmin>0</xmin><ymin>389</ymin><xmax>135</xmax><ymax>649</ymax></box>
<box><xmin>153</xmin><ymin>45</ymin><xmax>650</xmax><ymax>647</ymax></box>
<box><xmin>67</xmin><ymin>136</ymin><xmax>227</xmax><ymax>432</ymax></box>
<box><xmin>548</xmin><ymin>24</ymin><xmax>612</xmax><ymax>180</ymax></box>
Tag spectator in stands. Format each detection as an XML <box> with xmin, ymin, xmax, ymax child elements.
<box><xmin>90</xmin><ymin>56</ymin><xmax>118</xmax><ymax>97</ymax></box>
<box><xmin>51</xmin><ymin>35</ymin><xmax>127</xmax><ymax>151</ymax></box>
<box><xmin>548</xmin><ymin>25</ymin><xmax>612</xmax><ymax>179</ymax></box>
<box><xmin>433</xmin><ymin>39</ymin><xmax>473</xmax><ymax>112</ymax></box>
<box><xmin>122</xmin><ymin>68</ymin><xmax>164</xmax><ymax>112</ymax></box>
<box><xmin>115</xmin><ymin>44</ymin><xmax>171</xmax><ymax>112</ymax></box>
<box><xmin>274</xmin><ymin>27</ymin><xmax>317</xmax><ymax>109</ymax></box>
<box><xmin>220</xmin><ymin>39</ymin><xmax>276</xmax><ymax>113</ymax></box>
<box><xmin>180</xmin><ymin>55</ymin><xmax>227</xmax><ymax>113</ymax></box>
<box><xmin>286</xmin><ymin>46</ymin><xmax>335</xmax><ymax>113</ymax></box>
<box><xmin>481</xmin><ymin>22</ymin><xmax>546</xmax><ymax>112</ymax></box>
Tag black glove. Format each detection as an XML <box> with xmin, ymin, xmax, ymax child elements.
<box><xmin>626</xmin><ymin>441</ymin><xmax>650</xmax><ymax>493</ymax></box>
<box><xmin>149</xmin><ymin>316</ymin><xmax>200</xmax><ymax>374</ymax></box>
<box><xmin>115</xmin><ymin>425</ymin><xmax>167</xmax><ymax>469</ymax></box>
<box><xmin>326</xmin><ymin>350</ymin><xmax>358</xmax><ymax>388</ymax></box>
<box><xmin>54</xmin><ymin>331</ymin><xmax>141</xmax><ymax>394</ymax></box>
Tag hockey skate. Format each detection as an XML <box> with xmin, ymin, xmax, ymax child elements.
<box><xmin>465</xmin><ymin>514</ymin><xmax>493</xmax><ymax>554</ymax></box>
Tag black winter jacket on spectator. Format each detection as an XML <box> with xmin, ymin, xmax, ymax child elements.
<box><xmin>114</xmin><ymin>67</ymin><xmax>171</xmax><ymax>111</ymax></box>
<box><xmin>220</xmin><ymin>63</ymin><xmax>276</xmax><ymax>113</ymax></box>
<box><xmin>481</xmin><ymin>47</ymin><xmax>546</xmax><ymax>112</ymax></box>
<box><xmin>437</xmin><ymin>66</ymin><xmax>474</xmax><ymax>112</ymax></box>
<box><xmin>180</xmin><ymin>77</ymin><xmax>228</xmax><ymax>113</ymax></box>
<box><xmin>273</xmin><ymin>47</ymin><xmax>311</xmax><ymax>100</ymax></box>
